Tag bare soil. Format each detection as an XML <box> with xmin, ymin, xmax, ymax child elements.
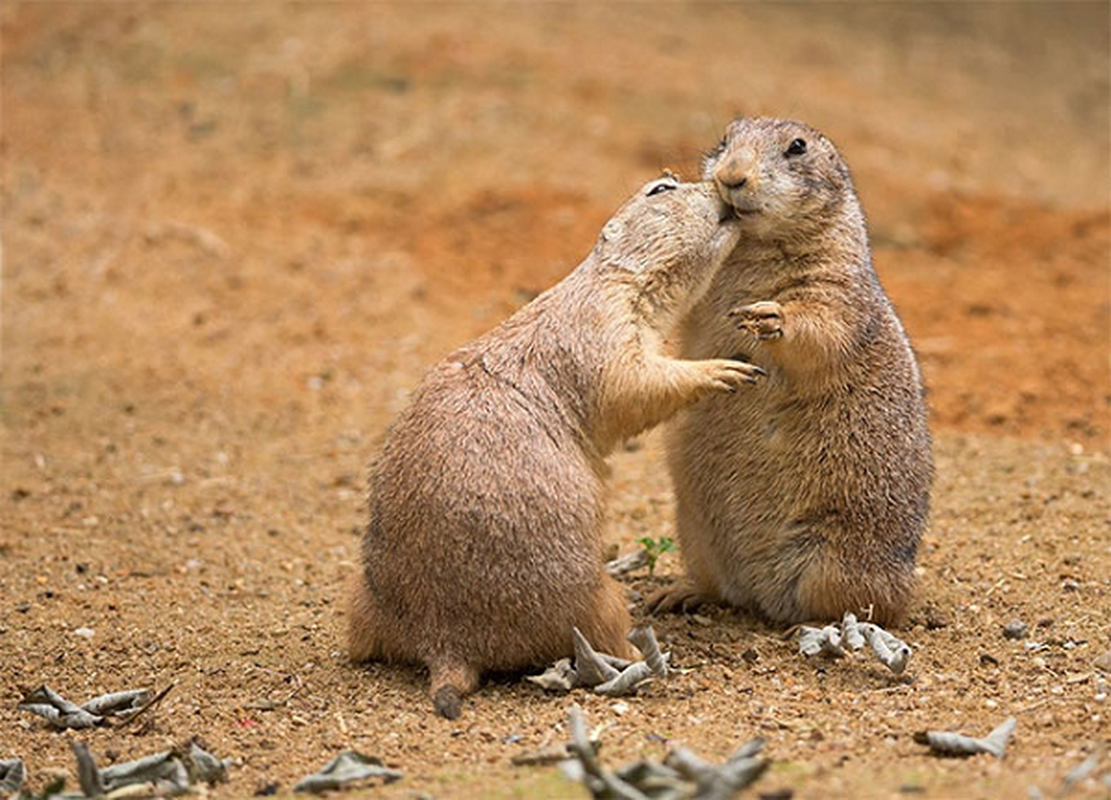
<box><xmin>2</xmin><ymin>3</ymin><xmax>1109</xmax><ymax>798</ymax></box>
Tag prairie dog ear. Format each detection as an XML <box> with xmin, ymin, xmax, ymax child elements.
<box><xmin>598</xmin><ymin>218</ymin><xmax>645</xmax><ymax>273</ymax></box>
<box><xmin>601</xmin><ymin>218</ymin><xmax>625</xmax><ymax>244</ymax></box>
<box><xmin>598</xmin><ymin>219</ymin><xmax>651</xmax><ymax>274</ymax></box>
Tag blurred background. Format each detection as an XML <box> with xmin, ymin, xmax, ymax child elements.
<box><xmin>2</xmin><ymin>4</ymin><xmax>1109</xmax><ymax>797</ymax></box>
<box><xmin>4</xmin><ymin>2</ymin><xmax>1108</xmax><ymax>443</ymax></box>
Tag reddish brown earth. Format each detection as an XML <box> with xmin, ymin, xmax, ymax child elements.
<box><xmin>2</xmin><ymin>4</ymin><xmax>1108</xmax><ymax>798</ymax></box>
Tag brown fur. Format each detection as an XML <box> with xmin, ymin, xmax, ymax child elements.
<box><xmin>349</xmin><ymin>178</ymin><xmax>759</xmax><ymax>716</ymax></box>
<box><xmin>654</xmin><ymin>118</ymin><xmax>933</xmax><ymax>626</ymax></box>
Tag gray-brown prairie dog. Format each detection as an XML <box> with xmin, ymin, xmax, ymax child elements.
<box><xmin>350</xmin><ymin>177</ymin><xmax>758</xmax><ymax>718</ymax></box>
<box><xmin>653</xmin><ymin>118</ymin><xmax>933</xmax><ymax>626</ymax></box>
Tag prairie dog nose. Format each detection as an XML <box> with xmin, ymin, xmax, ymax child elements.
<box><xmin>713</xmin><ymin>155</ymin><xmax>756</xmax><ymax>202</ymax></box>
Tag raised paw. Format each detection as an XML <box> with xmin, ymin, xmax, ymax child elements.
<box><xmin>695</xmin><ymin>358</ymin><xmax>766</xmax><ymax>394</ymax></box>
<box><xmin>728</xmin><ymin>300</ymin><xmax>784</xmax><ymax>340</ymax></box>
<box><xmin>645</xmin><ymin>581</ymin><xmax>715</xmax><ymax>615</ymax></box>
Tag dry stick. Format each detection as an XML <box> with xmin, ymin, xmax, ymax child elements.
<box><xmin>595</xmin><ymin>627</ymin><xmax>669</xmax><ymax>696</ymax></box>
<box><xmin>116</xmin><ymin>684</ymin><xmax>175</xmax><ymax>728</ymax></box>
<box><xmin>595</xmin><ymin>663</ymin><xmax>653</xmax><ymax>697</ymax></box>
<box><xmin>606</xmin><ymin>549</ymin><xmax>650</xmax><ymax>577</ymax></box>
<box><xmin>526</xmin><ymin>659</ymin><xmax>578</xmax><ymax>692</ymax></box>
<box><xmin>100</xmin><ymin>750</ymin><xmax>192</xmax><ymax>794</ymax></box>
<box><xmin>629</xmin><ymin>627</ymin><xmax>667</xmax><ymax>677</ymax></box>
<box><xmin>664</xmin><ymin>741</ymin><xmax>768</xmax><ymax>800</ymax></box>
<box><xmin>798</xmin><ymin>625</ymin><xmax>845</xmax><ymax>658</ymax></box>
<box><xmin>711</xmin><ymin>758</ymin><xmax>770</xmax><ymax>800</ymax></box>
<box><xmin>611</xmin><ymin>759</ymin><xmax>686</xmax><ymax>793</ymax></box>
<box><xmin>71</xmin><ymin>741</ymin><xmax>107</xmax><ymax>797</ymax></box>
<box><xmin>19</xmin><ymin>685</ymin><xmax>101</xmax><ymax>729</ymax></box>
<box><xmin>729</xmin><ymin>738</ymin><xmax>766</xmax><ymax>761</ymax></box>
<box><xmin>598</xmin><ymin>653</ymin><xmax>635</xmax><ymax>671</ymax></box>
<box><xmin>566</xmin><ymin>707</ymin><xmax>650</xmax><ymax>800</ymax></box>
<box><xmin>0</xmin><ymin>759</ymin><xmax>25</xmax><ymax>794</ymax></box>
<box><xmin>663</xmin><ymin>747</ymin><xmax>717</xmax><ymax>785</ymax></box>
<box><xmin>80</xmin><ymin>689</ymin><xmax>152</xmax><ymax>718</ymax></box>
<box><xmin>293</xmin><ymin>751</ymin><xmax>402</xmax><ymax>794</ymax></box>
<box><xmin>572</xmin><ymin>628</ymin><xmax>620</xmax><ymax>686</ymax></box>
<box><xmin>841</xmin><ymin>612</ymin><xmax>866</xmax><ymax>651</ymax></box>
<box><xmin>914</xmin><ymin>717</ymin><xmax>1017</xmax><ymax>758</ymax></box>
<box><xmin>185</xmin><ymin>741</ymin><xmax>229</xmax><ymax>785</ymax></box>
<box><xmin>860</xmin><ymin>624</ymin><xmax>911</xmax><ymax>674</ymax></box>
<box><xmin>1061</xmin><ymin>751</ymin><xmax>1101</xmax><ymax>793</ymax></box>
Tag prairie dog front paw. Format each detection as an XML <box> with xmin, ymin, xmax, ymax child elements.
<box><xmin>693</xmin><ymin>358</ymin><xmax>766</xmax><ymax>394</ymax></box>
<box><xmin>729</xmin><ymin>301</ymin><xmax>784</xmax><ymax>340</ymax></box>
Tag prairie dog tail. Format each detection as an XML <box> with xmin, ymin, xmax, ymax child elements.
<box><xmin>428</xmin><ymin>659</ymin><xmax>479</xmax><ymax>720</ymax></box>
<box><xmin>347</xmin><ymin>573</ymin><xmax>385</xmax><ymax>663</ymax></box>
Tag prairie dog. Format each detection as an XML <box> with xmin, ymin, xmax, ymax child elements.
<box><xmin>654</xmin><ymin>118</ymin><xmax>933</xmax><ymax>625</ymax></box>
<box><xmin>350</xmin><ymin>177</ymin><xmax>759</xmax><ymax>718</ymax></box>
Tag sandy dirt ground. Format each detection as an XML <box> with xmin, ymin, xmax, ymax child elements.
<box><xmin>2</xmin><ymin>3</ymin><xmax>1109</xmax><ymax>798</ymax></box>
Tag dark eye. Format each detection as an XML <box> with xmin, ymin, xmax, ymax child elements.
<box><xmin>785</xmin><ymin>138</ymin><xmax>807</xmax><ymax>157</ymax></box>
<box><xmin>646</xmin><ymin>182</ymin><xmax>677</xmax><ymax>197</ymax></box>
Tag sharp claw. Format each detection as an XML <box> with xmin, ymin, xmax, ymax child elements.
<box><xmin>753</xmin><ymin>366</ymin><xmax>767</xmax><ymax>376</ymax></box>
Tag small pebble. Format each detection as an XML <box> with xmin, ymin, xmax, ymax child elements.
<box><xmin>1003</xmin><ymin>620</ymin><xmax>1028</xmax><ymax>640</ymax></box>
<box><xmin>1094</xmin><ymin>651</ymin><xmax>1111</xmax><ymax>673</ymax></box>
<box><xmin>73</xmin><ymin>627</ymin><xmax>95</xmax><ymax>639</ymax></box>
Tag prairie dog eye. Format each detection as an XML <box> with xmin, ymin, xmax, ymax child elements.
<box><xmin>646</xmin><ymin>180</ymin><xmax>678</xmax><ymax>197</ymax></box>
<box><xmin>785</xmin><ymin>138</ymin><xmax>807</xmax><ymax>157</ymax></box>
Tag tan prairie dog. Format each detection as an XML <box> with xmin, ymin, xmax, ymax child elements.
<box><xmin>349</xmin><ymin>176</ymin><xmax>761</xmax><ymax>718</ymax></box>
<box><xmin>652</xmin><ymin>118</ymin><xmax>933</xmax><ymax>626</ymax></box>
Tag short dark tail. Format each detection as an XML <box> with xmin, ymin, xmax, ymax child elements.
<box><xmin>428</xmin><ymin>659</ymin><xmax>478</xmax><ymax>720</ymax></box>
<box><xmin>433</xmin><ymin>687</ymin><xmax>462</xmax><ymax>719</ymax></box>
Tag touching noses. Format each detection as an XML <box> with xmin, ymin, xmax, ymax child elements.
<box><xmin>712</xmin><ymin>149</ymin><xmax>756</xmax><ymax>202</ymax></box>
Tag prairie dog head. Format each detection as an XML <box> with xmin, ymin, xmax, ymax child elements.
<box><xmin>704</xmin><ymin>118</ymin><xmax>854</xmax><ymax>240</ymax></box>
<box><xmin>593</xmin><ymin>174</ymin><xmax>741</xmax><ymax>321</ymax></box>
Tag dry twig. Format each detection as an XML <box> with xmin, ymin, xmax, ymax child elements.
<box><xmin>0</xmin><ymin>759</ymin><xmax>25</xmax><ymax>794</ymax></box>
<box><xmin>293</xmin><ymin>751</ymin><xmax>402</xmax><ymax>794</ymax></box>
<box><xmin>913</xmin><ymin>717</ymin><xmax>1017</xmax><ymax>759</ymax></box>
<box><xmin>528</xmin><ymin>627</ymin><xmax>670</xmax><ymax>698</ymax></box>
<box><xmin>17</xmin><ymin>686</ymin><xmax>169</xmax><ymax>731</ymax></box>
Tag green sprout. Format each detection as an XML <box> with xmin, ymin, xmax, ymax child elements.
<box><xmin>637</xmin><ymin>536</ymin><xmax>676</xmax><ymax>576</ymax></box>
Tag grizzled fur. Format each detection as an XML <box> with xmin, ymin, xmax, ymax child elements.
<box><xmin>349</xmin><ymin>178</ymin><xmax>756</xmax><ymax>718</ymax></box>
<box><xmin>655</xmin><ymin>118</ymin><xmax>933</xmax><ymax>626</ymax></box>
